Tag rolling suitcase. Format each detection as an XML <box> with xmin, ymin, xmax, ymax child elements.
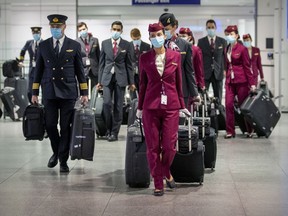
<box><xmin>0</xmin><ymin>87</ymin><xmax>24</xmax><ymax>121</ymax></box>
<box><xmin>203</xmin><ymin>127</ymin><xmax>217</xmax><ymax>170</ymax></box>
<box><xmin>2</xmin><ymin>59</ymin><xmax>19</xmax><ymax>78</ymax></box>
<box><xmin>240</xmin><ymin>90</ymin><xmax>281</xmax><ymax>138</ymax></box>
<box><xmin>90</xmin><ymin>87</ymin><xmax>107</xmax><ymax>138</ymax></box>
<box><xmin>22</xmin><ymin>103</ymin><xmax>45</xmax><ymax>141</ymax></box>
<box><xmin>70</xmin><ymin>106</ymin><xmax>96</xmax><ymax>161</ymax></box>
<box><xmin>125</xmin><ymin>119</ymin><xmax>150</xmax><ymax>188</ymax></box>
<box><xmin>170</xmin><ymin>112</ymin><xmax>205</xmax><ymax>185</ymax></box>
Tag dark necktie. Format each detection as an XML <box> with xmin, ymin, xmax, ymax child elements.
<box><xmin>210</xmin><ymin>38</ymin><xmax>215</xmax><ymax>52</ymax></box>
<box><xmin>113</xmin><ymin>41</ymin><xmax>118</xmax><ymax>57</ymax></box>
<box><xmin>135</xmin><ymin>45</ymin><xmax>140</xmax><ymax>59</ymax></box>
<box><xmin>85</xmin><ymin>39</ymin><xmax>90</xmax><ymax>55</ymax></box>
<box><xmin>34</xmin><ymin>42</ymin><xmax>38</xmax><ymax>60</ymax></box>
<box><xmin>54</xmin><ymin>40</ymin><xmax>60</xmax><ymax>57</ymax></box>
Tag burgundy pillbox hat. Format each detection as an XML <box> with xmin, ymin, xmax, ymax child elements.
<box><xmin>148</xmin><ymin>23</ymin><xmax>164</xmax><ymax>32</ymax></box>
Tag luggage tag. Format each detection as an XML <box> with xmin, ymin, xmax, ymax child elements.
<box><xmin>86</xmin><ymin>58</ymin><xmax>91</xmax><ymax>66</ymax></box>
<box><xmin>161</xmin><ymin>94</ymin><xmax>167</xmax><ymax>105</ymax></box>
<box><xmin>32</xmin><ymin>60</ymin><xmax>36</xmax><ymax>67</ymax></box>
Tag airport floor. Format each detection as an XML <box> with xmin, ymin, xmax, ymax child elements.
<box><xmin>0</xmin><ymin>114</ymin><xmax>288</xmax><ymax>216</ymax></box>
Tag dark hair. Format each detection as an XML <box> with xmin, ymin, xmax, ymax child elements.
<box><xmin>206</xmin><ymin>19</ymin><xmax>217</xmax><ymax>28</ymax></box>
<box><xmin>130</xmin><ymin>28</ymin><xmax>141</xmax><ymax>37</ymax></box>
<box><xmin>174</xmin><ymin>19</ymin><xmax>178</xmax><ymax>28</ymax></box>
<box><xmin>77</xmin><ymin>22</ymin><xmax>88</xmax><ymax>29</ymax></box>
<box><xmin>111</xmin><ymin>21</ymin><xmax>123</xmax><ymax>30</ymax></box>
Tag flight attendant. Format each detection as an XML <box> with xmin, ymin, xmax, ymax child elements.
<box><xmin>136</xmin><ymin>23</ymin><xmax>190</xmax><ymax>196</ymax></box>
<box><xmin>178</xmin><ymin>27</ymin><xmax>205</xmax><ymax>92</ymax></box>
<box><xmin>242</xmin><ymin>33</ymin><xmax>264</xmax><ymax>84</ymax></box>
<box><xmin>224</xmin><ymin>25</ymin><xmax>256</xmax><ymax>138</ymax></box>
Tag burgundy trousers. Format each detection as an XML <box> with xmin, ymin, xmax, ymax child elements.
<box><xmin>225</xmin><ymin>82</ymin><xmax>253</xmax><ymax>135</ymax></box>
<box><xmin>142</xmin><ymin>109</ymin><xmax>179</xmax><ymax>190</ymax></box>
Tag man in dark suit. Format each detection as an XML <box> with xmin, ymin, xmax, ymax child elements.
<box><xmin>159</xmin><ymin>13</ymin><xmax>199</xmax><ymax>106</ymax></box>
<box><xmin>97</xmin><ymin>21</ymin><xmax>136</xmax><ymax>142</ymax></box>
<box><xmin>19</xmin><ymin>27</ymin><xmax>43</xmax><ymax>103</ymax></box>
<box><xmin>197</xmin><ymin>19</ymin><xmax>227</xmax><ymax>103</ymax></box>
<box><xmin>31</xmin><ymin>14</ymin><xmax>89</xmax><ymax>173</ymax></box>
<box><xmin>129</xmin><ymin>28</ymin><xmax>151</xmax><ymax>91</ymax></box>
<box><xmin>76</xmin><ymin>22</ymin><xmax>100</xmax><ymax>91</ymax></box>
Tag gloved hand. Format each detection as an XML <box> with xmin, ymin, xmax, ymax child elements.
<box><xmin>180</xmin><ymin>108</ymin><xmax>191</xmax><ymax>117</ymax></box>
<box><xmin>194</xmin><ymin>95</ymin><xmax>202</xmax><ymax>106</ymax></box>
<box><xmin>250</xmin><ymin>85</ymin><xmax>256</xmax><ymax>92</ymax></box>
<box><xmin>136</xmin><ymin>109</ymin><xmax>143</xmax><ymax>118</ymax></box>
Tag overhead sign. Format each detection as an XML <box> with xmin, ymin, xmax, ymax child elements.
<box><xmin>132</xmin><ymin>0</ymin><xmax>200</xmax><ymax>5</ymax></box>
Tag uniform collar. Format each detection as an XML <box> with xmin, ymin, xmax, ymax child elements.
<box><xmin>53</xmin><ymin>35</ymin><xmax>65</xmax><ymax>46</ymax></box>
<box><xmin>111</xmin><ymin>37</ymin><xmax>121</xmax><ymax>45</ymax></box>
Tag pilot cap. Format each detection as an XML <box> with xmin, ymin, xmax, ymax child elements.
<box><xmin>159</xmin><ymin>13</ymin><xmax>176</xmax><ymax>27</ymax></box>
<box><xmin>47</xmin><ymin>14</ymin><xmax>68</xmax><ymax>25</ymax></box>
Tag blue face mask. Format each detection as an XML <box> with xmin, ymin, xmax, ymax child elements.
<box><xmin>226</xmin><ymin>35</ymin><xmax>236</xmax><ymax>44</ymax></box>
<box><xmin>133</xmin><ymin>39</ymin><xmax>141</xmax><ymax>47</ymax></box>
<box><xmin>33</xmin><ymin>34</ymin><xmax>41</xmax><ymax>41</ymax></box>
<box><xmin>80</xmin><ymin>30</ymin><xmax>88</xmax><ymax>38</ymax></box>
<box><xmin>164</xmin><ymin>30</ymin><xmax>173</xmax><ymax>40</ymax></box>
<box><xmin>243</xmin><ymin>41</ymin><xmax>252</xmax><ymax>48</ymax></box>
<box><xmin>207</xmin><ymin>29</ymin><xmax>216</xmax><ymax>37</ymax></box>
<box><xmin>150</xmin><ymin>36</ymin><xmax>165</xmax><ymax>48</ymax></box>
<box><xmin>50</xmin><ymin>28</ymin><xmax>63</xmax><ymax>40</ymax></box>
<box><xmin>225</xmin><ymin>36</ymin><xmax>230</xmax><ymax>45</ymax></box>
<box><xmin>111</xmin><ymin>31</ymin><xmax>121</xmax><ymax>40</ymax></box>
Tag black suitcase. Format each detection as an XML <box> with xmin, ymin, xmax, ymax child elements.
<box><xmin>203</xmin><ymin>128</ymin><xmax>217</xmax><ymax>170</ymax></box>
<box><xmin>234</xmin><ymin>104</ymin><xmax>247</xmax><ymax>134</ymax></box>
<box><xmin>125</xmin><ymin>119</ymin><xmax>150</xmax><ymax>188</ymax></box>
<box><xmin>22</xmin><ymin>104</ymin><xmax>45</xmax><ymax>141</ymax></box>
<box><xmin>70</xmin><ymin>106</ymin><xmax>96</xmax><ymax>161</ymax></box>
<box><xmin>2</xmin><ymin>59</ymin><xmax>19</xmax><ymax>78</ymax></box>
<box><xmin>240</xmin><ymin>90</ymin><xmax>281</xmax><ymax>138</ymax></box>
<box><xmin>170</xmin><ymin>114</ymin><xmax>205</xmax><ymax>184</ymax></box>
<box><xmin>14</xmin><ymin>77</ymin><xmax>29</xmax><ymax>107</ymax></box>
<box><xmin>90</xmin><ymin>87</ymin><xmax>107</xmax><ymax>138</ymax></box>
<box><xmin>0</xmin><ymin>87</ymin><xmax>25</xmax><ymax>121</ymax></box>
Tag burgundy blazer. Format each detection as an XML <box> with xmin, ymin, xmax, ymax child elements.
<box><xmin>192</xmin><ymin>45</ymin><xmax>205</xmax><ymax>89</ymax></box>
<box><xmin>250</xmin><ymin>46</ymin><xmax>264</xmax><ymax>80</ymax></box>
<box><xmin>138</xmin><ymin>48</ymin><xmax>185</xmax><ymax>110</ymax></box>
<box><xmin>225</xmin><ymin>43</ymin><xmax>255</xmax><ymax>87</ymax></box>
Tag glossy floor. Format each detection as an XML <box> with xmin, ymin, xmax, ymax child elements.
<box><xmin>0</xmin><ymin>114</ymin><xmax>287</xmax><ymax>216</ymax></box>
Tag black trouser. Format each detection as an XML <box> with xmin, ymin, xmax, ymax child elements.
<box><xmin>103</xmin><ymin>75</ymin><xmax>125</xmax><ymax>136</ymax></box>
<box><xmin>205</xmin><ymin>72</ymin><xmax>223</xmax><ymax>103</ymax></box>
<box><xmin>43</xmin><ymin>98</ymin><xmax>76</xmax><ymax>164</ymax></box>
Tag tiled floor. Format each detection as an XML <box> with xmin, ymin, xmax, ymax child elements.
<box><xmin>0</xmin><ymin>114</ymin><xmax>287</xmax><ymax>216</ymax></box>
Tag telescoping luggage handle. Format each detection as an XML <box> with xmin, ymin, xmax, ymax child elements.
<box><xmin>194</xmin><ymin>96</ymin><xmax>206</xmax><ymax>140</ymax></box>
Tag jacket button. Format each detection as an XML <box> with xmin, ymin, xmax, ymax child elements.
<box><xmin>61</xmin><ymin>77</ymin><xmax>64</xmax><ymax>80</ymax></box>
<box><xmin>52</xmin><ymin>77</ymin><xmax>55</xmax><ymax>80</ymax></box>
<box><xmin>53</xmin><ymin>68</ymin><xmax>55</xmax><ymax>70</ymax></box>
<box><xmin>47</xmin><ymin>60</ymin><xmax>50</xmax><ymax>62</ymax></box>
<box><xmin>66</xmin><ymin>60</ymin><xmax>68</xmax><ymax>62</ymax></box>
<box><xmin>61</xmin><ymin>67</ymin><xmax>64</xmax><ymax>70</ymax></box>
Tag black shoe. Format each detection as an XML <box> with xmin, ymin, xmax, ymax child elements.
<box><xmin>165</xmin><ymin>177</ymin><xmax>176</xmax><ymax>189</ymax></box>
<box><xmin>108</xmin><ymin>134</ymin><xmax>118</xmax><ymax>142</ymax></box>
<box><xmin>60</xmin><ymin>163</ymin><xmax>69</xmax><ymax>173</ymax></box>
<box><xmin>153</xmin><ymin>189</ymin><xmax>164</xmax><ymax>196</ymax></box>
<box><xmin>105</xmin><ymin>130</ymin><xmax>111</xmax><ymax>139</ymax></box>
<box><xmin>224</xmin><ymin>134</ymin><xmax>235</xmax><ymax>139</ymax></box>
<box><xmin>246</xmin><ymin>133</ymin><xmax>253</xmax><ymax>138</ymax></box>
<box><xmin>47</xmin><ymin>154</ymin><xmax>58</xmax><ymax>168</ymax></box>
